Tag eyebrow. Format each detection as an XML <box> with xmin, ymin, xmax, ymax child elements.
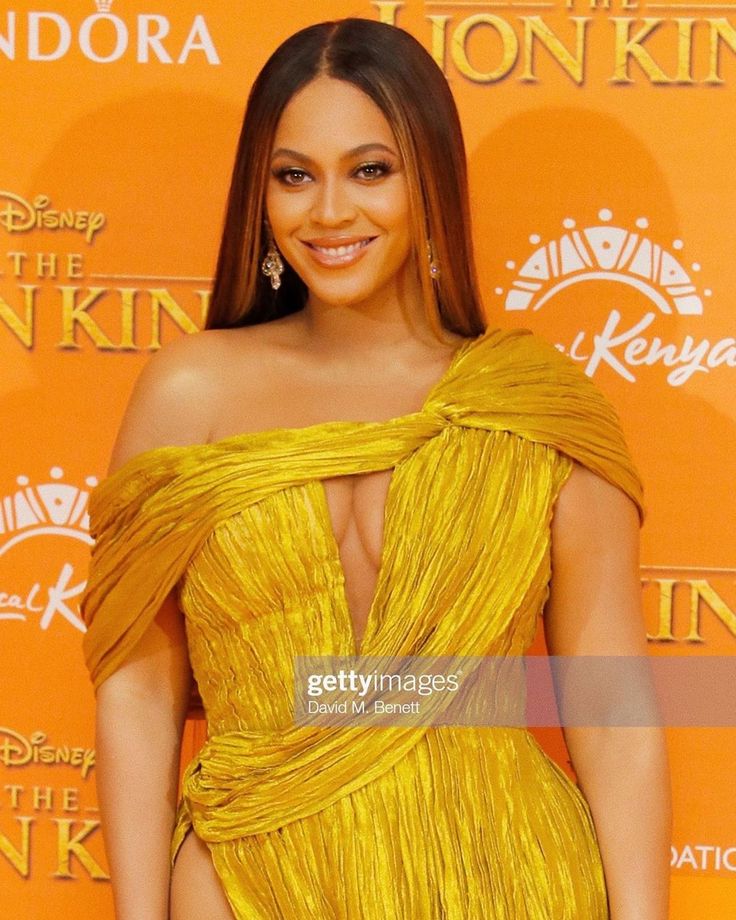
<box><xmin>270</xmin><ymin>142</ymin><xmax>398</xmax><ymax>163</ymax></box>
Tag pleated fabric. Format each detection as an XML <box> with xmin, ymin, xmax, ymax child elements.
<box><xmin>80</xmin><ymin>325</ymin><xmax>646</xmax><ymax>919</ymax></box>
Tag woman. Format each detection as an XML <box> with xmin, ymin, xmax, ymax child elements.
<box><xmin>81</xmin><ymin>17</ymin><xmax>671</xmax><ymax>920</ymax></box>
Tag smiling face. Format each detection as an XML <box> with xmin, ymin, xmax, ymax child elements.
<box><xmin>265</xmin><ymin>75</ymin><xmax>420</xmax><ymax>317</ymax></box>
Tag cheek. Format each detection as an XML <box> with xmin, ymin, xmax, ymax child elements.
<box><xmin>361</xmin><ymin>185</ymin><xmax>411</xmax><ymax>228</ymax></box>
<box><xmin>265</xmin><ymin>186</ymin><xmax>305</xmax><ymax>233</ymax></box>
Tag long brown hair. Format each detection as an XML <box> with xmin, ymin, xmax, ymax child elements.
<box><xmin>205</xmin><ymin>18</ymin><xmax>486</xmax><ymax>340</ymax></box>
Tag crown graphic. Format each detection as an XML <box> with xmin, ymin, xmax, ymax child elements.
<box><xmin>501</xmin><ymin>209</ymin><xmax>708</xmax><ymax>316</ymax></box>
<box><xmin>96</xmin><ymin>0</ymin><xmax>113</xmax><ymax>12</ymax></box>
<box><xmin>0</xmin><ymin>468</ymin><xmax>97</xmax><ymax>555</ymax></box>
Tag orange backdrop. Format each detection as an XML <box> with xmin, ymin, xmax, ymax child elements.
<box><xmin>1</xmin><ymin>1</ymin><xmax>734</xmax><ymax>916</ymax></box>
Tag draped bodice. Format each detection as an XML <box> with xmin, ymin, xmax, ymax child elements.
<box><xmin>80</xmin><ymin>325</ymin><xmax>645</xmax><ymax>846</ymax></box>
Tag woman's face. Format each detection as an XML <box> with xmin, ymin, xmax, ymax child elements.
<box><xmin>266</xmin><ymin>75</ymin><xmax>417</xmax><ymax>313</ymax></box>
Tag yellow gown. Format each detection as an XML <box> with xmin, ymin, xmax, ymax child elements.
<box><xmin>81</xmin><ymin>325</ymin><xmax>645</xmax><ymax>919</ymax></box>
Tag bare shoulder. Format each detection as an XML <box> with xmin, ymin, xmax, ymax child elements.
<box><xmin>552</xmin><ymin>461</ymin><xmax>640</xmax><ymax>555</ymax></box>
<box><xmin>106</xmin><ymin>328</ymin><xmax>249</xmax><ymax>475</ymax></box>
<box><xmin>544</xmin><ymin>461</ymin><xmax>647</xmax><ymax>656</ymax></box>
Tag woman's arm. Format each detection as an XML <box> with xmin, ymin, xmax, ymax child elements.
<box><xmin>92</xmin><ymin>334</ymin><xmax>218</xmax><ymax>918</ymax></box>
<box><xmin>543</xmin><ymin>461</ymin><xmax>672</xmax><ymax>920</ymax></box>
<box><xmin>95</xmin><ymin>591</ymin><xmax>192</xmax><ymax>920</ymax></box>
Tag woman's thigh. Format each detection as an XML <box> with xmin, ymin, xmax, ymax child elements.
<box><xmin>170</xmin><ymin>830</ymin><xmax>236</xmax><ymax>920</ymax></box>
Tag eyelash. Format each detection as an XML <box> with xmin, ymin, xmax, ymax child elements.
<box><xmin>272</xmin><ymin>160</ymin><xmax>394</xmax><ymax>187</ymax></box>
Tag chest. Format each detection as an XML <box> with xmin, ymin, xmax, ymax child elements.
<box><xmin>320</xmin><ymin>470</ymin><xmax>392</xmax><ymax>643</ymax></box>
<box><xmin>177</xmin><ymin>422</ymin><xmax>562</xmax><ymax>676</ymax></box>
<box><xmin>210</xmin><ymin>372</ymin><xmax>445</xmax><ymax>644</ymax></box>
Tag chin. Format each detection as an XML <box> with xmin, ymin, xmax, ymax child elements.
<box><xmin>299</xmin><ymin>276</ymin><xmax>389</xmax><ymax>309</ymax></box>
<box><xmin>315</xmin><ymin>293</ymin><xmax>388</xmax><ymax>311</ymax></box>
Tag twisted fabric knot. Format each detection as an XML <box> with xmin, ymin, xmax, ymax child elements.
<box><xmin>180</xmin><ymin>722</ymin><xmax>431</xmax><ymax>842</ymax></box>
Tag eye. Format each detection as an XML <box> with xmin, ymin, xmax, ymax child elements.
<box><xmin>272</xmin><ymin>167</ymin><xmax>312</xmax><ymax>187</ymax></box>
<box><xmin>354</xmin><ymin>160</ymin><xmax>393</xmax><ymax>181</ymax></box>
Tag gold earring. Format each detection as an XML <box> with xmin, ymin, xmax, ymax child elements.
<box><xmin>426</xmin><ymin>239</ymin><xmax>440</xmax><ymax>280</ymax></box>
<box><xmin>261</xmin><ymin>232</ymin><xmax>284</xmax><ymax>291</ymax></box>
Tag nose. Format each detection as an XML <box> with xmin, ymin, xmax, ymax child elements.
<box><xmin>309</xmin><ymin>176</ymin><xmax>356</xmax><ymax>227</ymax></box>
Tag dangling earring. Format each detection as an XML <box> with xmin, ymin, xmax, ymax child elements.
<box><xmin>426</xmin><ymin>238</ymin><xmax>441</xmax><ymax>281</ymax></box>
<box><xmin>261</xmin><ymin>229</ymin><xmax>284</xmax><ymax>291</ymax></box>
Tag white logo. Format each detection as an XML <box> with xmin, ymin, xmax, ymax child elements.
<box><xmin>0</xmin><ymin>3</ymin><xmax>220</xmax><ymax>65</ymax></box>
<box><xmin>0</xmin><ymin>467</ymin><xmax>96</xmax><ymax>633</ymax></box>
<box><xmin>499</xmin><ymin>209</ymin><xmax>735</xmax><ymax>386</ymax></box>
<box><xmin>671</xmin><ymin>843</ymin><xmax>736</xmax><ymax>873</ymax></box>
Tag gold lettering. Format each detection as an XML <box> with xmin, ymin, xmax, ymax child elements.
<box><xmin>53</xmin><ymin>819</ymin><xmax>108</xmax><ymax>880</ymax></box>
<box><xmin>675</xmin><ymin>19</ymin><xmax>696</xmax><ymax>83</ymax></box>
<box><xmin>149</xmin><ymin>289</ymin><xmax>199</xmax><ymax>349</ymax></box>
<box><xmin>35</xmin><ymin>252</ymin><xmax>57</xmax><ymax>278</ymax></box>
<box><xmin>451</xmin><ymin>14</ymin><xmax>519</xmax><ymax>83</ymax></box>
<box><xmin>428</xmin><ymin>14</ymin><xmax>451</xmax><ymax>70</ymax></box>
<box><xmin>0</xmin><ymin>817</ymin><xmax>33</xmax><ymax>878</ymax></box>
<box><xmin>687</xmin><ymin>580</ymin><xmax>736</xmax><ymax>642</ymax></box>
<box><xmin>119</xmin><ymin>288</ymin><xmax>139</xmax><ymax>350</ymax></box>
<box><xmin>645</xmin><ymin>578</ymin><xmax>677</xmax><ymax>642</ymax></box>
<box><xmin>705</xmin><ymin>18</ymin><xmax>736</xmax><ymax>85</ymax></box>
<box><xmin>0</xmin><ymin>285</ymin><xmax>36</xmax><ymax>347</ymax></box>
<box><xmin>58</xmin><ymin>286</ymin><xmax>115</xmax><ymax>350</ymax></box>
<box><xmin>5</xmin><ymin>785</ymin><xmax>23</xmax><ymax>809</ymax></box>
<box><xmin>62</xmin><ymin>788</ymin><xmax>79</xmax><ymax>813</ymax></box>
<box><xmin>371</xmin><ymin>1</ymin><xmax>403</xmax><ymax>26</ymax></box>
<box><xmin>521</xmin><ymin>16</ymin><xmax>590</xmax><ymax>84</ymax></box>
<box><xmin>32</xmin><ymin>786</ymin><xmax>53</xmax><ymax>811</ymax></box>
<box><xmin>7</xmin><ymin>251</ymin><xmax>27</xmax><ymax>277</ymax></box>
<box><xmin>610</xmin><ymin>18</ymin><xmax>674</xmax><ymax>84</ymax></box>
<box><xmin>67</xmin><ymin>253</ymin><xmax>84</xmax><ymax>278</ymax></box>
<box><xmin>196</xmin><ymin>289</ymin><xmax>212</xmax><ymax>327</ymax></box>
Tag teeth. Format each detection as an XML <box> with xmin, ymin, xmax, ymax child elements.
<box><xmin>313</xmin><ymin>239</ymin><xmax>370</xmax><ymax>256</ymax></box>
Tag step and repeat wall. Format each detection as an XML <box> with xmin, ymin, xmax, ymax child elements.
<box><xmin>1</xmin><ymin>0</ymin><xmax>734</xmax><ymax>916</ymax></box>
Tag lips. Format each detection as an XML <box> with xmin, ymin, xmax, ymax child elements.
<box><xmin>301</xmin><ymin>236</ymin><xmax>377</xmax><ymax>267</ymax></box>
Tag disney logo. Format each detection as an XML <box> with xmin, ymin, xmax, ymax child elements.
<box><xmin>0</xmin><ymin>726</ymin><xmax>95</xmax><ymax>779</ymax></box>
<box><xmin>0</xmin><ymin>191</ymin><xmax>106</xmax><ymax>243</ymax></box>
